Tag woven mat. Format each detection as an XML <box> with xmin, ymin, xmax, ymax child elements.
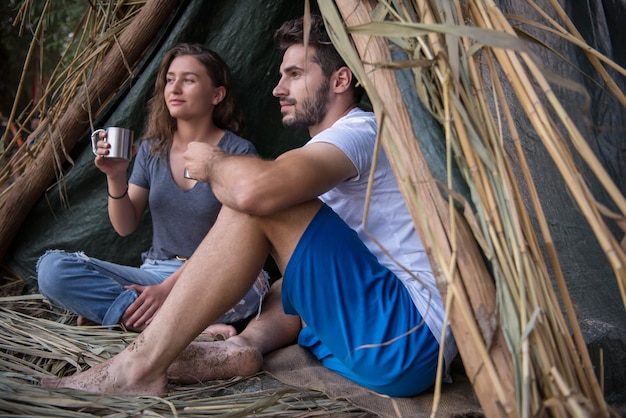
<box><xmin>264</xmin><ymin>345</ymin><xmax>483</xmax><ymax>418</ymax></box>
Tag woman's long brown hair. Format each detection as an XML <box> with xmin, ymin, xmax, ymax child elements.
<box><xmin>143</xmin><ymin>43</ymin><xmax>243</xmax><ymax>157</ymax></box>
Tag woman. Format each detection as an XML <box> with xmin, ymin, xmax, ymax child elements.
<box><xmin>37</xmin><ymin>43</ymin><xmax>268</xmax><ymax>334</ymax></box>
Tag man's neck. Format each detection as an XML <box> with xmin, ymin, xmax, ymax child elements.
<box><xmin>308</xmin><ymin>104</ymin><xmax>358</xmax><ymax>137</ymax></box>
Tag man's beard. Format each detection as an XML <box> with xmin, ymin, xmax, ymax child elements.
<box><xmin>282</xmin><ymin>82</ymin><xmax>329</xmax><ymax>128</ymax></box>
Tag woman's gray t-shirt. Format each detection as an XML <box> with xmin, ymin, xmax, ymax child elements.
<box><xmin>129</xmin><ymin>131</ymin><xmax>257</xmax><ymax>261</ymax></box>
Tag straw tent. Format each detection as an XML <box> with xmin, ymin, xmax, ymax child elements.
<box><xmin>0</xmin><ymin>0</ymin><xmax>625</xmax><ymax>416</ymax></box>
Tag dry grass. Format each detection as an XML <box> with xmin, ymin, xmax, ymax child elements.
<box><xmin>0</xmin><ymin>295</ymin><xmax>366</xmax><ymax>417</ymax></box>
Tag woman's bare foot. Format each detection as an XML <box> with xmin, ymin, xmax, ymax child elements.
<box><xmin>197</xmin><ymin>323</ymin><xmax>237</xmax><ymax>341</ymax></box>
<box><xmin>76</xmin><ymin>316</ymin><xmax>99</xmax><ymax>327</ymax></box>
<box><xmin>167</xmin><ymin>336</ymin><xmax>262</xmax><ymax>384</ymax></box>
<box><xmin>40</xmin><ymin>337</ymin><xmax>169</xmax><ymax>396</ymax></box>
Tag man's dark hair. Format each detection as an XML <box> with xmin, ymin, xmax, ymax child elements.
<box><xmin>274</xmin><ymin>14</ymin><xmax>364</xmax><ymax>103</ymax></box>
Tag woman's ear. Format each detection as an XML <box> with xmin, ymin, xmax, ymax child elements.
<box><xmin>212</xmin><ymin>86</ymin><xmax>227</xmax><ymax>105</ymax></box>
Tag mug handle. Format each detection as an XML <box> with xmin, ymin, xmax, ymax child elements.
<box><xmin>91</xmin><ymin>129</ymin><xmax>106</xmax><ymax>155</ymax></box>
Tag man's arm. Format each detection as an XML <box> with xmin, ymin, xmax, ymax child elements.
<box><xmin>184</xmin><ymin>141</ymin><xmax>356</xmax><ymax>216</ymax></box>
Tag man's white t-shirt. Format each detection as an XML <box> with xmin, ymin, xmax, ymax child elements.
<box><xmin>307</xmin><ymin>108</ymin><xmax>458</xmax><ymax>373</ymax></box>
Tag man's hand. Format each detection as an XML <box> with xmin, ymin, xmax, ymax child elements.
<box><xmin>121</xmin><ymin>283</ymin><xmax>171</xmax><ymax>331</ymax></box>
<box><xmin>183</xmin><ymin>141</ymin><xmax>225</xmax><ymax>183</ymax></box>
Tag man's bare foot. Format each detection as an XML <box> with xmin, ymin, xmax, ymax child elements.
<box><xmin>197</xmin><ymin>323</ymin><xmax>237</xmax><ymax>341</ymax></box>
<box><xmin>167</xmin><ymin>336</ymin><xmax>262</xmax><ymax>384</ymax></box>
<box><xmin>40</xmin><ymin>337</ymin><xmax>169</xmax><ymax>396</ymax></box>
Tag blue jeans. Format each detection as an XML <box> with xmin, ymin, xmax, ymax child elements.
<box><xmin>36</xmin><ymin>249</ymin><xmax>268</xmax><ymax>327</ymax></box>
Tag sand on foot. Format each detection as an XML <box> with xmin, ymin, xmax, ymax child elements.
<box><xmin>41</xmin><ymin>337</ymin><xmax>262</xmax><ymax>394</ymax></box>
<box><xmin>167</xmin><ymin>338</ymin><xmax>263</xmax><ymax>384</ymax></box>
<box><xmin>40</xmin><ymin>343</ymin><xmax>169</xmax><ymax>396</ymax></box>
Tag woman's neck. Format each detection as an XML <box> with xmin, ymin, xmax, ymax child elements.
<box><xmin>174</xmin><ymin>119</ymin><xmax>224</xmax><ymax>146</ymax></box>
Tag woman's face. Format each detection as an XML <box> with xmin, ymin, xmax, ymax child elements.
<box><xmin>164</xmin><ymin>55</ymin><xmax>225</xmax><ymax>121</ymax></box>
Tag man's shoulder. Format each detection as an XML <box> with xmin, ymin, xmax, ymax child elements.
<box><xmin>327</xmin><ymin>108</ymin><xmax>376</xmax><ymax>135</ymax></box>
<box><xmin>340</xmin><ymin>108</ymin><xmax>375</xmax><ymax>124</ymax></box>
<box><xmin>308</xmin><ymin>109</ymin><xmax>376</xmax><ymax>157</ymax></box>
<box><xmin>330</xmin><ymin>109</ymin><xmax>377</xmax><ymax>136</ymax></box>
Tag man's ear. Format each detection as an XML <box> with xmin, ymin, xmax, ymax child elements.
<box><xmin>212</xmin><ymin>86</ymin><xmax>227</xmax><ymax>105</ymax></box>
<box><xmin>332</xmin><ymin>67</ymin><xmax>352</xmax><ymax>93</ymax></box>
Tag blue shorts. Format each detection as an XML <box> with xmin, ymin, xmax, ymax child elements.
<box><xmin>282</xmin><ymin>204</ymin><xmax>440</xmax><ymax>397</ymax></box>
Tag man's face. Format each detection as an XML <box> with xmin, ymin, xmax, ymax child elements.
<box><xmin>273</xmin><ymin>44</ymin><xmax>329</xmax><ymax>130</ymax></box>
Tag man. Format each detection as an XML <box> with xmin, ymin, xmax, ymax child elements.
<box><xmin>42</xmin><ymin>14</ymin><xmax>457</xmax><ymax>397</ymax></box>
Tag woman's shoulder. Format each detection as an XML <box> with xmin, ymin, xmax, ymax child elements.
<box><xmin>133</xmin><ymin>138</ymin><xmax>166</xmax><ymax>166</ymax></box>
<box><xmin>137</xmin><ymin>137</ymin><xmax>158</xmax><ymax>151</ymax></box>
<box><xmin>139</xmin><ymin>137</ymin><xmax>167</xmax><ymax>155</ymax></box>
<box><xmin>220</xmin><ymin>130</ymin><xmax>258</xmax><ymax>156</ymax></box>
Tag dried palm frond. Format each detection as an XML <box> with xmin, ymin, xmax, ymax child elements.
<box><xmin>321</xmin><ymin>0</ymin><xmax>624</xmax><ymax>417</ymax></box>
<box><xmin>0</xmin><ymin>0</ymin><xmax>146</xmax><ymax>207</ymax></box>
<box><xmin>0</xmin><ymin>296</ymin><xmax>364</xmax><ymax>417</ymax></box>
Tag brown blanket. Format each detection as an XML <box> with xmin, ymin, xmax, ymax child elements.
<box><xmin>264</xmin><ymin>345</ymin><xmax>483</xmax><ymax>418</ymax></box>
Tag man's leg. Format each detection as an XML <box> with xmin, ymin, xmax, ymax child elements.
<box><xmin>41</xmin><ymin>200</ymin><xmax>322</xmax><ymax>395</ymax></box>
